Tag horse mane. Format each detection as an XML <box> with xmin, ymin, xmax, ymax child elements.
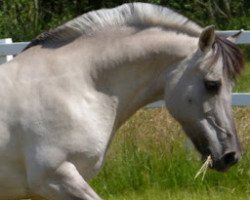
<box><xmin>213</xmin><ymin>35</ymin><xmax>244</xmax><ymax>80</ymax></box>
<box><xmin>23</xmin><ymin>3</ymin><xmax>244</xmax><ymax>80</ymax></box>
<box><xmin>23</xmin><ymin>2</ymin><xmax>202</xmax><ymax>50</ymax></box>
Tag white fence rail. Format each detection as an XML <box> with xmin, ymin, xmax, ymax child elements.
<box><xmin>217</xmin><ymin>30</ymin><xmax>250</xmax><ymax>44</ymax></box>
<box><xmin>146</xmin><ymin>93</ymin><xmax>250</xmax><ymax>108</ymax></box>
<box><xmin>0</xmin><ymin>40</ymin><xmax>28</xmax><ymax>64</ymax></box>
<box><xmin>0</xmin><ymin>30</ymin><xmax>249</xmax><ymax>107</ymax></box>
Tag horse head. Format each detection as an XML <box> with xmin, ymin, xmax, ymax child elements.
<box><xmin>165</xmin><ymin>25</ymin><xmax>244</xmax><ymax>171</ymax></box>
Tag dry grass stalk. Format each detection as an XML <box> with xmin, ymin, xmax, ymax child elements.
<box><xmin>194</xmin><ymin>155</ymin><xmax>213</xmax><ymax>181</ymax></box>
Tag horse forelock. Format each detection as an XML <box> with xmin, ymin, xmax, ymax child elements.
<box><xmin>23</xmin><ymin>3</ymin><xmax>202</xmax><ymax>50</ymax></box>
<box><xmin>212</xmin><ymin>35</ymin><xmax>244</xmax><ymax>80</ymax></box>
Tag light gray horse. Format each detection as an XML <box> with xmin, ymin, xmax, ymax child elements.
<box><xmin>0</xmin><ymin>3</ymin><xmax>244</xmax><ymax>200</ymax></box>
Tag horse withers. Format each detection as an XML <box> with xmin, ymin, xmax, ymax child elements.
<box><xmin>0</xmin><ymin>3</ymin><xmax>244</xmax><ymax>200</ymax></box>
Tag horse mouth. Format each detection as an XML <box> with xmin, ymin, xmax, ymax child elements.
<box><xmin>201</xmin><ymin>151</ymin><xmax>240</xmax><ymax>172</ymax></box>
<box><xmin>183</xmin><ymin>125</ymin><xmax>241</xmax><ymax>172</ymax></box>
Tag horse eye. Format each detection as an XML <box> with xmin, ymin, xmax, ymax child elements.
<box><xmin>204</xmin><ymin>80</ymin><xmax>221</xmax><ymax>92</ymax></box>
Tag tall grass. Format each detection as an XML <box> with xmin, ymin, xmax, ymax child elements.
<box><xmin>91</xmin><ymin>107</ymin><xmax>250</xmax><ymax>199</ymax></box>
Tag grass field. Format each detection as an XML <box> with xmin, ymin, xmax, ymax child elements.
<box><xmin>90</xmin><ymin>107</ymin><xmax>250</xmax><ymax>200</ymax></box>
<box><xmin>89</xmin><ymin>62</ymin><xmax>250</xmax><ymax>199</ymax></box>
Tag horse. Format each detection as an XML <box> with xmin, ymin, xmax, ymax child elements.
<box><xmin>0</xmin><ymin>3</ymin><xmax>244</xmax><ymax>200</ymax></box>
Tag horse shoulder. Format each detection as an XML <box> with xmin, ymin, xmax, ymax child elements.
<box><xmin>16</xmin><ymin>77</ymin><xmax>116</xmax><ymax>177</ymax></box>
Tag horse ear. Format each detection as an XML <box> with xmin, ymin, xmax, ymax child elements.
<box><xmin>199</xmin><ymin>25</ymin><xmax>215</xmax><ymax>53</ymax></box>
<box><xmin>226</xmin><ymin>29</ymin><xmax>244</xmax><ymax>43</ymax></box>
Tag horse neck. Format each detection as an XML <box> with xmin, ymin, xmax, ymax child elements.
<box><xmin>91</xmin><ymin>28</ymin><xmax>198</xmax><ymax>127</ymax></box>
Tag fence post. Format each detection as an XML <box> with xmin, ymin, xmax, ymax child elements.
<box><xmin>0</xmin><ymin>38</ymin><xmax>13</xmax><ymax>64</ymax></box>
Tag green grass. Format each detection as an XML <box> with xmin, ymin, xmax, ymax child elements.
<box><xmin>90</xmin><ymin>107</ymin><xmax>250</xmax><ymax>200</ymax></box>
<box><xmin>234</xmin><ymin>61</ymin><xmax>250</xmax><ymax>92</ymax></box>
<box><xmin>105</xmin><ymin>190</ymin><xmax>250</xmax><ymax>200</ymax></box>
<box><xmin>101</xmin><ymin>187</ymin><xmax>250</xmax><ymax>200</ymax></box>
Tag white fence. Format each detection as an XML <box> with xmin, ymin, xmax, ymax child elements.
<box><xmin>0</xmin><ymin>30</ymin><xmax>249</xmax><ymax>107</ymax></box>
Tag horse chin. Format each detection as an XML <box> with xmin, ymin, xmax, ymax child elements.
<box><xmin>211</xmin><ymin>163</ymin><xmax>231</xmax><ymax>172</ymax></box>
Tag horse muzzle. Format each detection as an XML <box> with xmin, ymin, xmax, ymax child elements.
<box><xmin>209</xmin><ymin>151</ymin><xmax>242</xmax><ymax>172</ymax></box>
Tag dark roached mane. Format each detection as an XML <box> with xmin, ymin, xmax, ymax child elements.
<box><xmin>214</xmin><ymin>35</ymin><xmax>244</xmax><ymax>80</ymax></box>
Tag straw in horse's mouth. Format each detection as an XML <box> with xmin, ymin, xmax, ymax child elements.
<box><xmin>194</xmin><ymin>155</ymin><xmax>213</xmax><ymax>181</ymax></box>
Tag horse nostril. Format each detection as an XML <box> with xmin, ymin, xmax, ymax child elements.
<box><xmin>222</xmin><ymin>152</ymin><xmax>238</xmax><ymax>166</ymax></box>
